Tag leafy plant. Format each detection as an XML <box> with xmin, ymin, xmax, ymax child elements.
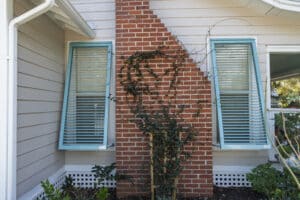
<box><xmin>247</xmin><ymin>163</ymin><xmax>283</xmax><ymax>199</ymax></box>
<box><xmin>119</xmin><ymin>46</ymin><xmax>201</xmax><ymax>200</ymax></box>
<box><xmin>40</xmin><ymin>164</ymin><xmax>125</xmax><ymax>200</ymax></box>
<box><xmin>92</xmin><ymin>163</ymin><xmax>116</xmax><ymax>187</ymax></box>
<box><xmin>61</xmin><ymin>175</ymin><xmax>75</xmax><ymax>196</ymax></box>
<box><xmin>247</xmin><ymin>163</ymin><xmax>300</xmax><ymax>200</ymax></box>
<box><xmin>40</xmin><ymin>180</ymin><xmax>70</xmax><ymax>200</ymax></box>
<box><xmin>96</xmin><ymin>188</ymin><xmax>109</xmax><ymax>200</ymax></box>
<box><xmin>274</xmin><ymin>112</ymin><xmax>300</xmax><ymax>190</ymax></box>
<box><xmin>271</xmin><ymin>77</ymin><xmax>300</xmax><ymax>108</ymax></box>
<box><xmin>92</xmin><ymin>162</ymin><xmax>131</xmax><ymax>187</ymax></box>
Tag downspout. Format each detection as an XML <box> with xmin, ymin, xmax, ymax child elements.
<box><xmin>7</xmin><ymin>0</ymin><xmax>55</xmax><ymax>199</ymax></box>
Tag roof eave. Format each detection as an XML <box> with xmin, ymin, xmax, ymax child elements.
<box><xmin>260</xmin><ymin>0</ymin><xmax>300</xmax><ymax>12</ymax></box>
<box><xmin>56</xmin><ymin>0</ymin><xmax>96</xmax><ymax>39</ymax></box>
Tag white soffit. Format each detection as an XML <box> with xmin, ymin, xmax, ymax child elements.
<box><xmin>260</xmin><ymin>0</ymin><xmax>300</xmax><ymax>12</ymax></box>
<box><xmin>31</xmin><ymin>0</ymin><xmax>95</xmax><ymax>38</ymax></box>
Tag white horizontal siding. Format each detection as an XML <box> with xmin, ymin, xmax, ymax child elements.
<box><xmin>64</xmin><ymin>0</ymin><xmax>116</xmax><ymax>166</ymax></box>
<box><xmin>150</xmin><ymin>0</ymin><xmax>300</xmax><ymax>72</ymax></box>
<box><xmin>16</xmin><ymin>0</ymin><xmax>65</xmax><ymax>197</ymax></box>
<box><xmin>150</xmin><ymin>0</ymin><xmax>300</xmax><ymax>166</ymax></box>
<box><xmin>69</xmin><ymin>0</ymin><xmax>115</xmax><ymax>40</ymax></box>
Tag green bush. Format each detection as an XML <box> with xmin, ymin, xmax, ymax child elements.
<box><xmin>40</xmin><ymin>180</ymin><xmax>70</xmax><ymax>200</ymax></box>
<box><xmin>96</xmin><ymin>188</ymin><xmax>109</xmax><ymax>200</ymax></box>
<box><xmin>247</xmin><ymin>163</ymin><xmax>300</xmax><ymax>200</ymax></box>
<box><xmin>247</xmin><ymin>163</ymin><xmax>283</xmax><ymax>198</ymax></box>
<box><xmin>40</xmin><ymin>163</ymin><xmax>130</xmax><ymax>200</ymax></box>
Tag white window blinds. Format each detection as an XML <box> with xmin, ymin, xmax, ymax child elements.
<box><xmin>211</xmin><ymin>39</ymin><xmax>269</xmax><ymax>149</ymax></box>
<box><xmin>59</xmin><ymin>42</ymin><xmax>112</xmax><ymax>150</ymax></box>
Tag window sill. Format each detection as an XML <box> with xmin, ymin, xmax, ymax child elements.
<box><xmin>212</xmin><ymin>143</ymin><xmax>271</xmax><ymax>151</ymax></box>
<box><xmin>59</xmin><ymin>144</ymin><xmax>116</xmax><ymax>151</ymax></box>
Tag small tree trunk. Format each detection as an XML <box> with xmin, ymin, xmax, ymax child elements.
<box><xmin>172</xmin><ymin>132</ymin><xmax>181</xmax><ymax>200</ymax></box>
<box><xmin>150</xmin><ymin>134</ymin><xmax>155</xmax><ymax>200</ymax></box>
<box><xmin>172</xmin><ymin>178</ymin><xmax>178</xmax><ymax>200</ymax></box>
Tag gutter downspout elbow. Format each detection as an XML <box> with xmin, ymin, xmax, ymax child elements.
<box><xmin>7</xmin><ymin>0</ymin><xmax>55</xmax><ymax>199</ymax></box>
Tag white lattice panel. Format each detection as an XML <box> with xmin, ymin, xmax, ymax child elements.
<box><xmin>66</xmin><ymin>171</ymin><xmax>116</xmax><ymax>188</ymax></box>
<box><xmin>20</xmin><ymin>165</ymin><xmax>116</xmax><ymax>200</ymax></box>
<box><xmin>213</xmin><ymin>166</ymin><xmax>252</xmax><ymax>187</ymax></box>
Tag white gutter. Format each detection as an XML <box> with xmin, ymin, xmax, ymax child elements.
<box><xmin>56</xmin><ymin>0</ymin><xmax>95</xmax><ymax>38</ymax></box>
<box><xmin>7</xmin><ymin>0</ymin><xmax>55</xmax><ymax>199</ymax></box>
<box><xmin>261</xmin><ymin>0</ymin><xmax>300</xmax><ymax>12</ymax></box>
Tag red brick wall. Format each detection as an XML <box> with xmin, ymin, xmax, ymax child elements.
<box><xmin>115</xmin><ymin>0</ymin><xmax>213</xmax><ymax>198</ymax></box>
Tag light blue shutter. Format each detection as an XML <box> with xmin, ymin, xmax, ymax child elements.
<box><xmin>59</xmin><ymin>42</ymin><xmax>112</xmax><ymax>150</ymax></box>
<box><xmin>211</xmin><ymin>39</ymin><xmax>269</xmax><ymax>149</ymax></box>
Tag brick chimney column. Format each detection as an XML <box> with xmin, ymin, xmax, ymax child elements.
<box><xmin>115</xmin><ymin>0</ymin><xmax>213</xmax><ymax>198</ymax></box>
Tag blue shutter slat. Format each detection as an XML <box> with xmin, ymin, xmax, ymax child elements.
<box><xmin>211</xmin><ymin>39</ymin><xmax>270</xmax><ymax>150</ymax></box>
<box><xmin>59</xmin><ymin>42</ymin><xmax>112</xmax><ymax>151</ymax></box>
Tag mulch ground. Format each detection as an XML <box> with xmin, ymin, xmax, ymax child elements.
<box><xmin>211</xmin><ymin>187</ymin><xmax>266</xmax><ymax>200</ymax></box>
<box><xmin>116</xmin><ymin>187</ymin><xmax>267</xmax><ymax>200</ymax></box>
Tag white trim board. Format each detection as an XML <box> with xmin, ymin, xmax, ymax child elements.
<box><xmin>265</xmin><ymin>45</ymin><xmax>300</xmax><ymax>112</ymax></box>
<box><xmin>260</xmin><ymin>0</ymin><xmax>300</xmax><ymax>12</ymax></box>
<box><xmin>265</xmin><ymin>45</ymin><xmax>300</xmax><ymax>161</ymax></box>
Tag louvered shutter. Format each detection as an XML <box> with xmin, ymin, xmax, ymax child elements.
<box><xmin>211</xmin><ymin>39</ymin><xmax>269</xmax><ymax>149</ymax></box>
<box><xmin>59</xmin><ymin>42</ymin><xmax>112</xmax><ymax>150</ymax></box>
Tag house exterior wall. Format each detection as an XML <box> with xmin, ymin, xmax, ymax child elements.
<box><xmin>149</xmin><ymin>0</ymin><xmax>300</xmax><ymax>167</ymax></box>
<box><xmin>115</xmin><ymin>0</ymin><xmax>213</xmax><ymax>198</ymax></box>
<box><xmin>65</xmin><ymin>0</ymin><xmax>116</xmax><ymax>166</ymax></box>
<box><xmin>15</xmin><ymin>1</ymin><xmax>65</xmax><ymax>197</ymax></box>
<box><xmin>18</xmin><ymin>0</ymin><xmax>300</xmax><ymax>195</ymax></box>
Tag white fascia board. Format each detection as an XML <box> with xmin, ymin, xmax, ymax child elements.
<box><xmin>56</xmin><ymin>0</ymin><xmax>95</xmax><ymax>38</ymax></box>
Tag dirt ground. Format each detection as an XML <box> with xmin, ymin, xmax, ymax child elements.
<box><xmin>117</xmin><ymin>187</ymin><xmax>267</xmax><ymax>200</ymax></box>
<box><xmin>211</xmin><ymin>187</ymin><xmax>266</xmax><ymax>200</ymax></box>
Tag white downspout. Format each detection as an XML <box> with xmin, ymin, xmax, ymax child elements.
<box><xmin>7</xmin><ymin>0</ymin><xmax>55</xmax><ymax>199</ymax></box>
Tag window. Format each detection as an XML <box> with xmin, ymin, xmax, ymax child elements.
<box><xmin>210</xmin><ymin>39</ymin><xmax>269</xmax><ymax>150</ymax></box>
<box><xmin>269</xmin><ymin>53</ymin><xmax>300</xmax><ymax>110</ymax></box>
<box><xmin>59</xmin><ymin>42</ymin><xmax>112</xmax><ymax>150</ymax></box>
<box><xmin>267</xmin><ymin>49</ymin><xmax>300</xmax><ymax>158</ymax></box>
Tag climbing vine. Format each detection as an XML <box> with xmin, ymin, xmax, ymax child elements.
<box><xmin>119</xmin><ymin>46</ymin><xmax>201</xmax><ymax>200</ymax></box>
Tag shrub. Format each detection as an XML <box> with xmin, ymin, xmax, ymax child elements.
<box><xmin>247</xmin><ymin>163</ymin><xmax>282</xmax><ymax>198</ymax></box>
<box><xmin>247</xmin><ymin>163</ymin><xmax>300</xmax><ymax>200</ymax></box>
<box><xmin>40</xmin><ymin>180</ymin><xmax>70</xmax><ymax>200</ymax></box>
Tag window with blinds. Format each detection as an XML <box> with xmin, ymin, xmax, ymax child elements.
<box><xmin>59</xmin><ymin>42</ymin><xmax>112</xmax><ymax>150</ymax></box>
<box><xmin>210</xmin><ymin>39</ymin><xmax>269</xmax><ymax>149</ymax></box>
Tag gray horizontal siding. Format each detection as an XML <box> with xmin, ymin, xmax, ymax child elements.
<box><xmin>16</xmin><ymin>0</ymin><xmax>65</xmax><ymax>197</ymax></box>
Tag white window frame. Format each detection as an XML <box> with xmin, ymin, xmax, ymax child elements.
<box><xmin>266</xmin><ymin>45</ymin><xmax>300</xmax><ymax>160</ymax></box>
<box><xmin>266</xmin><ymin>45</ymin><xmax>300</xmax><ymax>113</ymax></box>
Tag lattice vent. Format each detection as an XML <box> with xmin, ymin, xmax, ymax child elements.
<box><xmin>66</xmin><ymin>170</ymin><xmax>116</xmax><ymax>188</ymax></box>
<box><xmin>213</xmin><ymin>166</ymin><xmax>252</xmax><ymax>187</ymax></box>
<box><xmin>28</xmin><ymin>167</ymin><xmax>116</xmax><ymax>200</ymax></box>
